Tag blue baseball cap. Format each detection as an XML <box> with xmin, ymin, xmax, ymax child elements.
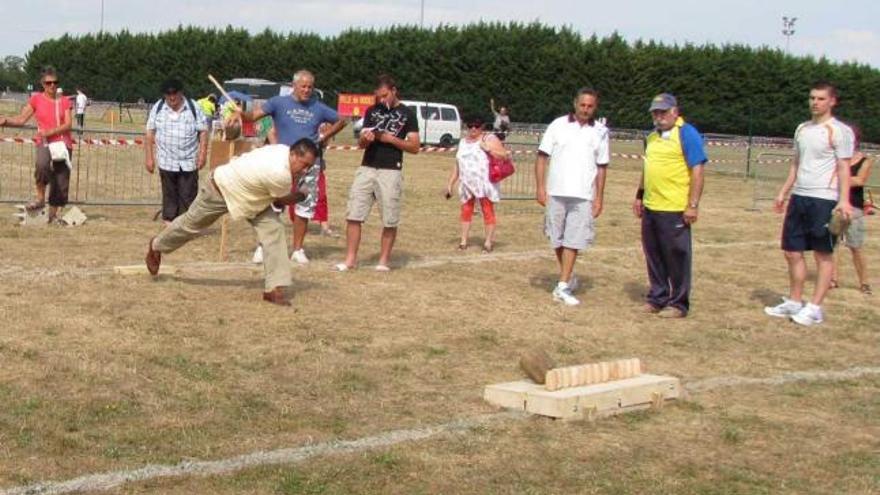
<box><xmin>649</xmin><ymin>93</ymin><xmax>677</xmax><ymax>112</ymax></box>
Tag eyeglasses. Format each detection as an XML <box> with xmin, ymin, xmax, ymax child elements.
<box><xmin>43</xmin><ymin>80</ymin><xmax>59</xmax><ymax>86</ymax></box>
<box><xmin>467</xmin><ymin>124</ymin><xmax>482</xmax><ymax>129</ymax></box>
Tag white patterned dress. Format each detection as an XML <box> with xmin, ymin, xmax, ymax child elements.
<box><xmin>455</xmin><ymin>137</ymin><xmax>500</xmax><ymax>203</ymax></box>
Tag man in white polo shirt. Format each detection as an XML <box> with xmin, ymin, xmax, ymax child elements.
<box><xmin>764</xmin><ymin>81</ymin><xmax>854</xmax><ymax>326</ymax></box>
<box><xmin>145</xmin><ymin>139</ymin><xmax>318</xmax><ymax>306</ymax></box>
<box><xmin>535</xmin><ymin>87</ymin><xmax>609</xmax><ymax>306</ymax></box>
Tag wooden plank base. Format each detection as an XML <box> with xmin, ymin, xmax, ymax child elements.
<box><xmin>484</xmin><ymin>374</ymin><xmax>681</xmax><ymax>420</ymax></box>
<box><xmin>13</xmin><ymin>205</ymin><xmax>48</xmax><ymax>227</ymax></box>
<box><xmin>113</xmin><ymin>265</ymin><xmax>180</xmax><ymax>276</ymax></box>
<box><xmin>62</xmin><ymin>206</ymin><xmax>88</xmax><ymax>226</ymax></box>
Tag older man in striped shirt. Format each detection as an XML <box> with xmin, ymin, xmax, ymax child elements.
<box><xmin>145</xmin><ymin>79</ymin><xmax>209</xmax><ymax>224</ymax></box>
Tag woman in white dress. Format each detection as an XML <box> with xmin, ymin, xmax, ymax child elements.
<box><xmin>445</xmin><ymin>117</ymin><xmax>510</xmax><ymax>252</ymax></box>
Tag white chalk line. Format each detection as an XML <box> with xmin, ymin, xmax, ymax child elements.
<box><xmin>3</xmin><ymin>364</ymin><xmax>878</xmax><ymax>495</ymax></box>
<box><xmin>684</xmin><ymin>366</ymin><xmax>880</xmax><ymax>393</ymax></box>
<box><xmin>0</xmin><ymin>239</ymin><xmax>777</xmax><ymax>281</ymax></box>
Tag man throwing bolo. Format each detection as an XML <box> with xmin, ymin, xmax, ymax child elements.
<box><xmin>145</xmin><ymin>139</ymin><xmax>319</xmax><ymax>306</ymax></box>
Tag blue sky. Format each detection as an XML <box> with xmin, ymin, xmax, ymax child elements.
<box><xmin>1</xmin><ymin>0</ymin><xmax>877</xmax><ymax>67</ymax></box>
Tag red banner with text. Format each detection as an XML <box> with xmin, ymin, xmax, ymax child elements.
<box><xmin>337</xmin><ymin>93</ymin><xmax>375</xmax><ymax>118</ymax></box>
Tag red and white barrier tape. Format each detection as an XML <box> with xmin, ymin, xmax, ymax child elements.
<box><xmin>328</xmin><ymin>146</ymin><xmax>792</xmax><ymax>164</ymax></box>
<box><xmin>0</xmin><ymin>137</ymin><xmax>806</xmax><ymax>164</ymax></box>
<box><xmin>0</xmin><ymin>136</ymin><xmax>795</xmax><ymax>150</ymax></box>
<box><xmin>0</xmin><ymin>137</ymin><xmax>144</xmax><ymax>146</ymax></box>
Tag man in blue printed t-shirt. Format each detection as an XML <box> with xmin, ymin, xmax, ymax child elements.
<box><xmin>235</xmin><ymin>70</ymin><xmax>347</xmax><ymax>264</ymax></box>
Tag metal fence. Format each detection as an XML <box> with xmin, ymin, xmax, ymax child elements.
<box><xmin>0</xmin><ymin>126</ymin><xmax>160</xmax><ymax>205</ymax></box>
<box><xmin>2</xmin><ymin>122</ymin><xmax>876</xmax><ymax>206</ymax></box>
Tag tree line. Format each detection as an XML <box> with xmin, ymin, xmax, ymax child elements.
<box><xmin>21</xmin><ymin>23</ymin><xmax>880</xmax><ymax>140</ymax></box>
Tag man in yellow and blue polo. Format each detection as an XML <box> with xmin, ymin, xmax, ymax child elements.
<box><xmin>632</xmin><ymin>93</ymin><xmax>707</xmax><ymax>318</ymax></box>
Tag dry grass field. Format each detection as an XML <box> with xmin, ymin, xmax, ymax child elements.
<box><xmin>1</xmin><ymin>138</ymin><xmax>879</xmax><ymax>494</ymax></box>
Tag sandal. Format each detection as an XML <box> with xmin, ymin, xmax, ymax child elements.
<box><xmin>830</xmin><ymin>279</ymin><xmax>839</xmax><ymax>289</ymax></box>
<box><xmin>481</xmin><ymin>242</ymin><xmax>494</xmax><ymax>254</ymax></box>
<box><xmin>860</xmin><ymin>284</ymin><xmax>873</xmax><ymax>295</ymax></box>
<box><xmin>458</xmin><ymin>243</ymin><xmax>468</xmax><ymax>250</ymax></box>
<box><xmin>24</xmin><ymin>200</ymin><xmax>45</xmax><ymax>212</ymax></box>
<box><xmin>333</xmin><ymin>263</ymin><xmax>355</xmax><ymax>272</ymax></box>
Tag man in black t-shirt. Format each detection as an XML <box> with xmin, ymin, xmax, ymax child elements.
<box><xmin>335</xmin><ymin>74</ymin><xmax>420</xmax><ymax>271</ymax></box>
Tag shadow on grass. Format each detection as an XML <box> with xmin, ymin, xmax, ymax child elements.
<box><xmin>371</xmin><ymin>249</ymin><xmax>425</xmax><ymax>268</ymax></box>
<box><xmin>436</xmin><ymin>236</ymin><xmax>509</xmax><ymax>252</ymax></box>
<box><xmin>528</xmin><ymin>271</ymin><xmax>594</xmax><ymax>294</ymax></box>
<box><xmin>750</xmin><ymin>287</ymin><xmax>782</xmax><ymax>306</ymax></box>
<box><xmin>303</xmin><ymin>243</ymin><xmax>345</xmax><ymax>261</ymax></box>
<box><xmin>623</xmin><ymin>281</ymin><xmax>646</xmax><ymax>303</ymax></box>
<box><xmin>174</xmin><ymin>277</ymin><xmax>325</xmax><ymax>294</ymax></box>
<box><xmin>172</xmin><ymin>277</ymin><xmax>265</xmax><ymax>289</ymax></box>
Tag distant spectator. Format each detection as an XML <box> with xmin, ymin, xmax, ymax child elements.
<box><xmin>490</xmin><ymin>98</ymin><xmax>511</xmax><ymax>137</ymax></box>
<box><xmin>144</xmin><ymin>79</ymin><xmax>209</xmax><ymax>224</ymax></box>
<box><xmin>75</xmin><ymin>87</ymin><xmax>88</xmax><ymax>128</ymax></box>
<box><xmin>446</xmin><ymin>117</ymin><xmax>507</xmax><ymax>252</ymax></box>
<box><xmin>831</xmin><ymin>123</ymin><xmax>873</xmax><ymax>295</ymax></box>
<box><xmin>0</xmin><ymin>66</ymin><xmax>74</xmax><ymax>223</ymax></box>
<box><xmin>197</xmin><ymin>93</ymin><xmax>217</xmax><ymax>122</ymax></box>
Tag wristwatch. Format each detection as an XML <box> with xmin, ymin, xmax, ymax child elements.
<box><xmin>688</xmin><ymin>202</ymin><xmax>699</xmax><ymax>209</ymax></box>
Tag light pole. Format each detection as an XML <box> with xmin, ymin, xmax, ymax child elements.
<box><xmin>782</xmin><ymin>16</ymin><xmax>797</xmax><ymax>54</ymax></box>
<box><xmin>420</xmin><ymin>0</ymin><xmax>425</xmax><ymax>28</ymax></box>
<box><xmin>100</xmin><ymin>0</ymin><xmax>105</xmax><ymax>33</ymax></box>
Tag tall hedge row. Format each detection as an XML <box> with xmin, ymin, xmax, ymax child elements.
<box><xmin>24</xmin><ymin>23</ymin><xmax>880</xmax><ymax>139</ymax></box>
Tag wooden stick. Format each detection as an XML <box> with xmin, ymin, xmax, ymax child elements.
<box><xmin>219</xmin><ymin>215</ymin><xmax>229</xmax><ymax>262</ymax></box>
<box><xmin>207</xmin><ymin>74</ymin><xmax>242</xmax><ymax>112</ymax></box>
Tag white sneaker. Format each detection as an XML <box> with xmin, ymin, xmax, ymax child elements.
<box><xmin>568</xmin><ymin>274</ymin><xmax>580</xmax><ymax>293</ymax></box>
<box><xmin>764</xmin><ymin>297</ymin><xmax>803</xmax><ymax>318</ymax></box>
<box><xmin>791</xmin><ymin>304</ymin><xmax>824</xmax><ymax>326</ymax></box>
<box><xmin>291</xmin><ymin>248</ymin><xmax>310</xmax><ymax>264</ymax></box>
<box><xmin>552</xmin><ymin>283</ymin><xmax>580</xmax><ymax>306</ymax></box>
<box><xmin>251</xmin><ymin>245</ymin><xmax>263</xmax><ymax>264</ymax></box>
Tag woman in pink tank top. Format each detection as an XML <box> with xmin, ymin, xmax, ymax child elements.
<box><xmin>0</xmin><ymin>65</ymin><xmax>73</xmax><ymax>222</ymax></box>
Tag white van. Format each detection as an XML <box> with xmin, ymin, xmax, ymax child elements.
<box><xmin>402</xmin><ymin>100</ymin><xmax>461</xmax><ymax>147</ymax></box>
<box><xmin>353</xmin><ymin>100</ymin><xmax>461</xmax><ymax>147</ymax></box>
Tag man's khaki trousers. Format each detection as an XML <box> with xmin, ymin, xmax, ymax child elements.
<box><xmin>153</xmin><ymin>177</ymin><xmax>291</xmax><ymax>290</ymax></box>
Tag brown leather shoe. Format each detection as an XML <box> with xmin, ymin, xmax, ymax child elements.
<box><xmin>145</xmin><ymin>237</ymin><xmax>161</xmax><ymax>276</ymax></box>
<box><xmin>657</xmin><ymin>307</ymin><xmax>686</xmax><ymax>318</ymax></box>
<box><xmin>262</xmin><ymin>287</ymin><xmax>291</xmax><ymax>306</ymax></box>
<box><xmin>642</xmin><ymin>303</ymin><xmax>661</xmax><ymax>314</ymax></box>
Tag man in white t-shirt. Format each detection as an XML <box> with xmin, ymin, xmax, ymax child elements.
<box><xmin>535</xmin><ymin>87</ymin><xmax>610</xmax><ymax>306</ymax></box>
<box><xmin>145</xmin><ymin>139</ymin><xmax>318</xmax><ymax>306</ymax></box>
<box><xmin>74</xmin><ymin>87</ymin><xmax>88</xmax><ymax>128</ymax></box>
<box><xmin>764</xmin><ymin>81</ymin><xmax>854</xmax><ymax>326</ymax></box>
